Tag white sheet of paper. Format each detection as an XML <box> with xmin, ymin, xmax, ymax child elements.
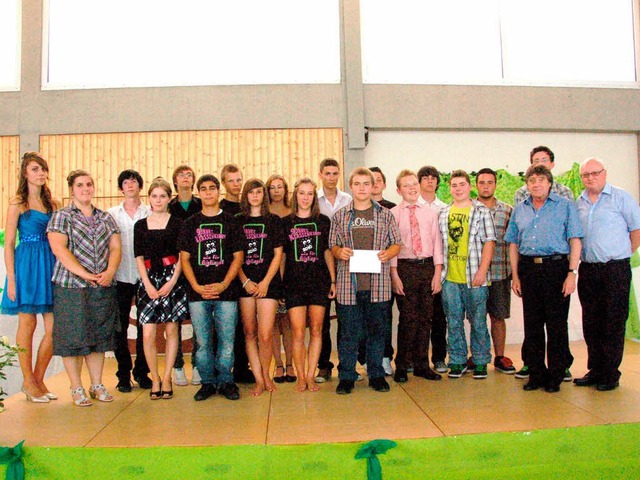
<box><xmin>349</xmin><ymin>249</ymin><xmax>381</xmax><ymax>273</ymax></box>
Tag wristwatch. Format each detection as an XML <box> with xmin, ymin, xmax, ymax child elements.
<box><xmin>568</xmin><ymin>269</ymin><xmax>578</xmax><ymax>275</ymax></box>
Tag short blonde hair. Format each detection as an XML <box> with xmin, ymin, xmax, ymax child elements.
<box><xmin>348</xmin><ymin>167</ymin><xmax>374</xmax><ymax>186</ymax></box>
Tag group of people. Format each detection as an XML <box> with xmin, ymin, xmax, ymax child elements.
<box><xmin>3</xmin><ymin>145</ymin><xmax>638</xmax><ymax>406</ymax></box>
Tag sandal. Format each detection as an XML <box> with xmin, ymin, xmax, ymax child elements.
<box><xmin>273</xmin><ymin>366</ymin><xmax>286</xmax><ymax>384</ymax></box>
<box><xmin>284</xmin><ymin>364</ymin><xmax>297</xmax><ymax>383</ymax></box>
<box><xmin>150</xmin><ymin>381</ymin><xmax>162</xmax><ymax>400</ymax></box>
<box><xmin>89</xmin><ymin>384</ymin><xmax>114</xmax><ymax>403</ymax></box>
<box><xmin>161</xmin><ymin>380</ymin><xmax>173</xmax><ymax>399</ymax></box>
<box><xmin>70</xmin><ymin>387</ymin><xmax>92</xmax><ymax>407</ymax></box>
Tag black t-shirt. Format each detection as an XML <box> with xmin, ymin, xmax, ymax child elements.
<box><xmin>378</xmin><ymin>198</ymin><xmax>397</xmax><ymax>210</ymax></box>
<box><xmin>352</xmin><ymin>206</ymin><xmax>375</xmax><ymax>291</ymax></box>
<box><xmin>133</xmin><ymin>215</ymin><xmax>183</xmax><ymax>271</ymax></box>
<box><xmin>282</xmin><ymin>214</ymin><xmax>331</xmax><ymax>293</ymax></box>
<box><xmin>238</xmin><ymin>213</ymin><xmax>285</xmax><ymax>284</ymax></box>
<box><xmin>177</xmin><ymin>211</ymin><xmax>243</xmax><ymax>301</ymax></box>
<box><xmin>168</xmin><ymin>196</ymin><xmax>202</xmax><ymax>221</ymax></box>
<box><xmin>219</xmin><ymin>199</ymin><xmax>241</xmax><ymax>216</ymax></box>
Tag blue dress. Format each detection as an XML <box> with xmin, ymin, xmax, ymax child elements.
<box><xmin>1</xmin><ymin>210</ymin><xmax>55</xmax><ymax>315</ymax></box>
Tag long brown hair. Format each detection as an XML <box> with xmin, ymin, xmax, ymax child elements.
<box><xmin>16</xmin><ymin>152</ymin><xmax>58</xmax><ymax>213</ymax></box>
<box><xmin>240</xmin><ymin>178</ymin><xmax>270</xmax><ymax>216</ymax></box>
<box><xmin>290</xmin><ymin>177</ymin><xmax>320</xmax><ymax>218</ymax></box>
<box><xmin>265</xmin><ymin>174</ymin><xmax>291</xmax><ymax>208</ymax></box>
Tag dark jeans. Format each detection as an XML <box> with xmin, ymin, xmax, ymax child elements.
<box><xmin>318</xmin><ymin>299</ymin><xmax>336</xmax><ymax>370</ymax></box>
<box><xmin>430</xmin><ymin>293</ymin><xmax>447</xmax><ymax>363</ymax></box>
<box><xmin>395</xmin><ymin>259</ymin><xmax>435</xmax><ymax>371</ymax></box>
<box><xmin>358</xmin><ymin>295</ymin><xmax>394</xmax><ymax>365</ymax></box>
<box><xmin>114</xmin><ymin>282</ymin><xmax>149</xmax><ymax>382</ymax></box>
<box><xmin>578</xmin><ymin>259</ymin><xmax>631</xmax><ymax>383</ymax></box>
<box><xmin>519</xmin><ymin>257</ymin><xmax>573</xmax><ymax>386</ymax></box>
<box><xmin>337</xmin><ymin>291</ymin><xmax>388</xmax><ymax>381</ymax></box>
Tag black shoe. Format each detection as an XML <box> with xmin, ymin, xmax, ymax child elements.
<box><xmin>219</xmin><ymin>382</ymin><xmax>240</xmax><ymax>400</ymax></box>
<box><xmin>116</xmin><ymin>379</ymin><xmax>132</xmax><ymax>393</ymax></box>
<box><xmin>369</xmin><ymin>377</ymin><xmax>390</xmax><ymax>392</ymax></box>
<box><xmin>596</xmin><ymin>380</ymin><xmax>619</xmax><ymax>391</ymax></box>
<box><xmin>336</xmin><ymin>379</ymin><xmax>355</xmax><ymax>395</ymax></box>
<box><xmin>413</xmin><ymin>368</ymin><xmax>442</xmax><ymax>381</ymax></box>
<box><xmin>134</xmin><ymin>375</ymin><xmax>153</xmax><ymax>390</ymax></box>
<box><xmin>194</xmin><ymin>383</ymin><xmax>217</xmax><ymax>401</ymax></box>
<box><xmin>573</xmin><ymin>372</ymin><xmax>600</xmax><ymax>387</ymax></box>
<box><xmin>545</xmin><ymin>384</ymin><xmax>560</xmax><ymax>393</ymax></box>
<box><xmin>234</xmin><ymin>369</ymin><xmax>255</xmax><ymax>384</ymax></box>
<box><xmin>393</xmin><ymin>369</ymin><xmax>408</xmax><ymax>383</ymax></box>
<box><xmin>523</xmin><ymin>380</ymin><xmax>542</xmax><ymax>391</ymax></box>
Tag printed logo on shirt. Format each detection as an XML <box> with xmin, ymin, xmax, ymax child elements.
<box><xmin>244</xmin><ymin>223</ymin><xmax>266</xmax><ymax>265</ymax></box>
<box><xmin>448</xmin><ymin>211</ymin><xmax>468</xmax><ymax>261</ymax></box>
<box><xmin>196</xmin><ymin>223</ymin><xmax>226</xmax><ymax>267</ymax></box>
<box><xmin>289</xmin><ymin>222</ymin><xmax>321</xmax><ymax>263</ymax></box>
<box><xmin>352</xmin><ymin>217</ymin><xmax>375</xmax><ymax>228</ymax></box>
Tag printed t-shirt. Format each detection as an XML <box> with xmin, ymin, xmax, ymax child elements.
<box><xmin>351</xmin><ymin>206</ymin><xmax>375</xmax><ymax>291</ymax></box>
<box><xmin>282</xmin><ymin>214</ymin><xmax>331</xmax><ymax>293</ymax></box>
<box><xmin>446</xmin><ymin>205</ymin><xmax>471</xmax><ymax>284</ymax></box>
<box><xmin>238</xmin><ymin>213</ymin><xmax>285</xmax><ymax>284</ymax></box>
<box><xmin>177</xmin><ymin>211</ymin><xmax>243</xmax><ymax>301</ymax></box>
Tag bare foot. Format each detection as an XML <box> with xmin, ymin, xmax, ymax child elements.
<box><xmin>249</xmin><ymin>383</ymin><xmax>266</xmax><ymax>396</ymax></box>
<box><xmin>295</xmin><ymin>380</ymin><xmax>308</xmax><ymax>392</ymax></box>
<box><xmin>286</xmin><ymin>365</ymin><xmax>296</xmax><ymax>377</ymax></box>
<box><xmin>264</xmin><ymin>380</ymin><xmax>277</xmax><ymax>392</ymax></box>
<box><xmin>306</xmin><ymin>378</ymin><xmax>320</xmax><ymax>392</ymax></box>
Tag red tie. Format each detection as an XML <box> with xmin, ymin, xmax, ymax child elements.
<box><xmin>408</xmin><ymin>205</ymin><xmax>422</xmax><ymax>257</ymax></box>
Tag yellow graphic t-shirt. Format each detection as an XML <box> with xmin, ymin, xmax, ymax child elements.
<box><xmin>446</xmin><ymin>205</ymin><xmax>471</xmax><ymax>284</ymax></box>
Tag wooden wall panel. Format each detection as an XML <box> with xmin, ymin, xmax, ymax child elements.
<box><xmin>38</xmin><ymin>128</ymin><xmax>344</xmax><ymax>212</ymax></box>
<box><xmin>0</xmin><ymin>136</ymin><xmax>21</xmax><ymax>229</ymax></box>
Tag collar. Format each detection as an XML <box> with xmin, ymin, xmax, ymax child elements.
<box><xmin>525</xmin><ymin>190</ymin><xmax>561</xmax><ymax>206</ymax></box>
<box><xmin>344</xmin><ymin>199</ymin><xmax>380</xmax><ymax>213</ymax></box>
<box><xmin>400</xmin><ymin>200</ymin><xmax>422</xmax><ymax>209</ymax></box>
<box><xmin>580</xmin><ymin>182</ymin><xmax>611</xmax><ymax>201</ymax></box>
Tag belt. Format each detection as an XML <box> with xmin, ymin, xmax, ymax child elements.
<box><xmin>582</xmin><ymin>258</ymin><xmax>630</xmax><ymax>267</ymax></box>
<box><xmin>519</xmin><ymin>254</ymin><xmax>566</xmax><ymax>264</ymax></box>
<box><xmin>144</xmin><ymin>255</ymin><xmax>179</xmax><ymax>270</ymax></box>
<box><xmin>20</xmin><ymin>234</ymin><xmax>47</xmax><ymax>242</ymax></box>
<box><xmin>398</xmin><ymin>257</ymin><xmax>434</xmax><ymax>265</ymax></box>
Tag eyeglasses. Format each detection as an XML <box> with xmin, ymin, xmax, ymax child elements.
<box><xmin>532</xmin><ymin>157</ymin><xmax>552</xmax><ymax>164</ymax></box>
<box><xmin>579</xmin><ymin>169</ymin><xmax>605</xmax><ymax>180</ymax></box>
<box><xmin>177</xmin><ymin>172</ymin><xmax>193</xmax><ymax>178</ymax></box>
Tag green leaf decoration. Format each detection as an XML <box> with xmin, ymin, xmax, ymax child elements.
<box><xmin>0</xmin><ymin>441</ymin><xmax>25</xmax><ymax>480</ymax></box>
<box><xmin>355</xmin><ymin>439</ymin><xmax>397</xmax><ymax>480</ymax></box>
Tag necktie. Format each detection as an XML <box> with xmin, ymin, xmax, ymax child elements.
<box><xmin>408</xmin><ymin>205</ymin><xmax>422</xmax><ymax>256</ymax></box>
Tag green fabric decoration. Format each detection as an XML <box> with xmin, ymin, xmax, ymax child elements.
<box><xmin>355</xmin><ymin>439</ymin><xmax>397</xmax><ymax>480</ymax></box>
<box><xmin>0</xmin><ymin>441</ymin><xmax>25</xmax><ymax>480</ymax></box>
<box><xmin>627</xmin><ymin>251</ymin><xmax>640</xmax><ymax>340</ymax></box>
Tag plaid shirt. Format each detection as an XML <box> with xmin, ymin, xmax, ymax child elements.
<box><xmin>47</xmin><ymin>204</ymin><xmax>120</xmax><ymax>288</ymax></box>
<box><xmin>329</xmin><ymin>201</ymin><xmax>402</xmax><ymax>305</ymax></box>
<box><xmin>514</xmin><ymin>181</ymin><xmax>574</xmax><ymax>205</ymax></box>
<box><xmin>488</xmin><ymin>200</ymin><xmax>512</xmax><ymax>281</ymax></box>
<box><xmin>438</xmin><ymin>200</ymin><xmax>496</xmax><ymax>287</ymax></box>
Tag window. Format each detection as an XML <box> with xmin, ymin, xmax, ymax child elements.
<box><xmin>361</xmin><ymin>0</ymin><xmax>637</xmax><ymax>86</ymax></box>
<box><xmin>0</xmin><ymin>0</ymin><xmax>21</xmax><ymax>91</ymax></box>
<box><xmin>44</xmin><ymin>0</ymin><xmax>340</xmax><ymax>89</ymax></box>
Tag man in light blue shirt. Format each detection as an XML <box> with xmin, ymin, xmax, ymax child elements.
<box><xmin>574</xmin><ymin>157</ymin><xmax>640</xmax><ymax>391</ymax></box>
<box><xmin>505</xmin><ymin>165</ymin><xmax>582</xmax><ymax>392</ymax></box>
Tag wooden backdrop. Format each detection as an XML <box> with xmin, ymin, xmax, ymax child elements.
<box><xmin>0</xmin><ymin>136</ymin><xmax>21</xmax><ymax>227</ymax></box>
<box><xmin>35</xmin><ymin>128</ymin><xmax>344</xmax><ymax>212</ymax></box>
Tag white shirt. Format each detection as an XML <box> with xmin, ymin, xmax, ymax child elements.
<box><xmin>419</xmin><ymin>195</ymin><xmax>447</xmax><ymax>212</ymax></box>
<box><xmin>318</xmin><ymin>187</ymin><xmax>352</xmax><ymax>219</ymax></box>
<box><xmin>108</xmin><ymin>201</ymin><xmax>151</xmax><ymax>284</ymax></box>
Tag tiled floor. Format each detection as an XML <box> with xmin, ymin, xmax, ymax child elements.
<box><xmin>2</xmin><ymin>340</ymin><xmax>639</xmax><ymax>448</ymax></box>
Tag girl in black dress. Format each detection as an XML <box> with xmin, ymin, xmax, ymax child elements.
<box><xmin>237</xmin><ymin>179</ymin><xmax>285</xmax><ymax>396</ymax></box>
<box><xmin>134</xmin><ymin>178</ymin><xmax>188</xmax><ymax>399</ymax></box>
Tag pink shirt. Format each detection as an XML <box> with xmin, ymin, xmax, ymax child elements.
<box><xmin>390</xmin><ymin>200</ymin><xmax>444</xmax><ymax>267</ymax></box>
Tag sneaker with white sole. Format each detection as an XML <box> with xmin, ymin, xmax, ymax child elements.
<box><xmin>448</xmin><ymin>364</ymin><xmax>468</xmax><ymax>378</ymax></box>
<box><xmin>191</xmin><ymin>366</ymin><xmax>202</xmax><ymax>385</ymax></box>
<box><xmin>434</xmin><ymin>361</ymin><xmax>448</xmax><ymax>373</ymax></box>
<box><xmin>174</xmin><ymin>367</ymin><xmax>188</xmax><ymax>386</ymax></box>
<box><xmin>382</xmin><ymin>357</ymin><xmax>394</xmax><ymax>376</ymax></box>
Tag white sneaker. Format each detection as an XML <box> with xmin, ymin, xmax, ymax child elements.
<box><xmin>173</xmin><ymin>367</ymin><xmax>188</xmax><ymax>386</ymax></box>
<box><xmin>434</xmin><ymin>361</ymin><xmax>449</xmax><ymax>374</ymax></box>
<box><xmin>382</xmin><ymin>357</ymin><xmax>394</xmax><ymax>376</ymax></box>
<box><xmin>191</xmin><ymin>367</ymin><xmax>202</xmax><ymax>385</ymax></box>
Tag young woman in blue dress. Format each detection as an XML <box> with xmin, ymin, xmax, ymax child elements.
<box><xmin>1</xmin><ymin>152</ymin><xmax>60</xmax><ymax>403</ymax></box>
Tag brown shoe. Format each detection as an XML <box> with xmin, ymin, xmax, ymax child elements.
<box><xmin>315</xmin><ymin>368</ymin><xmax>332</xmax><ymax>383</ymax></box>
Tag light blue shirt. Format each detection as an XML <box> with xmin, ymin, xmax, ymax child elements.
<box><xmin>505</xmin><ymin>192</ymin><xmax>583</xmax><ymax>255</ymax></box>
<box><xmin>577</xmin><ymin>183</ymin><xmax>640</xmax><ymax>263</ymax></box>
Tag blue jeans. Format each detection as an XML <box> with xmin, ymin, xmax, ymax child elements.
<box><xmin>336</xmin><ymin>291</ymin><xmax>388</xmax><ymax>381</ymax></box>
<box><xmin>441</xmin><ymin>281</ymin><xmax>491</xmax><ymax>366</ymax></box>
<box><xmin>188</xmin><ymin>300</ymin><xmax>238</xmax><ymax>386</ymax></box>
